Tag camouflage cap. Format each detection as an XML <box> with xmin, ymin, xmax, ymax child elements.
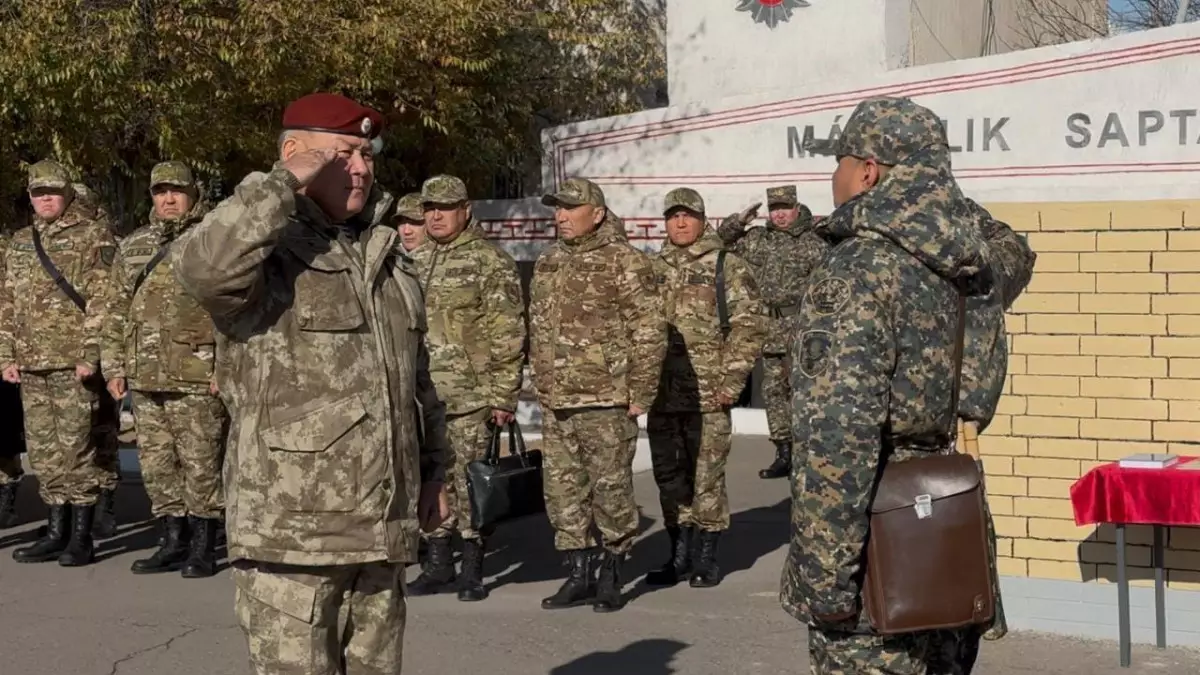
<box><xmin>150</xmin><ymin>160</ymin><xmax>194</xmax><ymax>188</ymax></box>
<box><xmin>765</xmin><ymin>185</ymin><xmax>798</xmax><ymax>208</ymax></box>
<box><xmin>421</xmin><ymin>174</ymin><xmax>468</xmax><ymax>205</ymax></box>
<box><xmin>27</xmin><ymin>159</ymin><xmax>71</xmax><ymax>190</ymax></box>
<box><xmin>804</xmin><ymin>95</ymin><xmax>947</xmax><ymax>165</ymax></box>
<box><xmin>395</xmin><ymin>192</ymin><xmax>424</xmax><ymax>222</ymax></box>
<box><xmin>541</xmin><ymin>177</ymin><xmax>606</xmax><ymax>208</ymax></box>
<box><xmin>663</xmin><ymin>187</ymin><xmax>705</xmax><ymax>215</ymax></box>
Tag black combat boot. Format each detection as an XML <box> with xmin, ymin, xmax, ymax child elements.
<box><xmin>181</xmin><ymin>516</ymin><xmax>218</xmax><ymax>578</ymax></box>
<box><xmin>759</xmin><ymin>441</ymin><xmax>792</xmax><ymax>479</ymax></box>
<box><xmin>0</xmin><ymin>480</ymin><xmax>18</xmax><ymax>529</ymax></box>
<box><xmin>541</xmin><ymin>549</ymin><xmax>597</xmax><ymax>609</ymax></box>
<box><xmin>689</xmin><ymin>529</ymin><xmax>723</xmax><ymax>588</ymax></box>
<box><xmin>13</xmin><ymin>504</ymin><xmax>70</xmax><ymax>562</ymax></box>
<box><xmin>408</xmin><ymin>536</ymin><xmax>456</xmax><ymax>596</ymax></box>
<box><xmin>93</xmin><ymin>487</ymin><xmax>117</xmax><ymax>539</ymax></box>
<box><xmin>593</xmin><ymin>550</ymin><xmax>627</xmax><ymax>613</ymax></box>
<box><xmin>131</xmin><ymin>516</ymin><xmax>190</xmax><ymax>574</ymax></box>
<box><xmin>645</xmin><ymin>525</ymin><xmax>693</xmax><ymax>586</ymax></box>
<box><xmin>457</xmin><ymin>538</ymin><xmax>489</xmax><ymax>602</ymax></box>
<box><xmin>58</xmin><ymin>503</ymin><xmax>96</xmax><ymax>567</ymax></box>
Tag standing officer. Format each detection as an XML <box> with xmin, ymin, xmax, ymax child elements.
<box><xmin>395</xmin><ymin>191</ymin><xmax>429</xmax><ymax>263</ymax></box>
<box><xmin>645</xmin><ymin>188</ymin><xmax>765</xmax><ymax>589</ymax></box>
<box><xmin>0</xmin><ymin>160</ymin><xmax>119</xmax><ymax>566</ymax></box>
<box><xmin>530</xmin><ymin>178</ymin><xmax>665</xmax><ymax>613</ymax></box>
<box><xmin>778</xmin><ymin>96</ymin><xmax>995</xmax><ymax>674</ymax></box>
<box><xmin>172</xmin><ymin>93</ymin><xmax>450</xmax><ymax>674</ymax></box>
<box><xmin>406</xmin><ymin>174</ymin><xmax>526</xmax><ymax>602</ymax></box>
<box><xmin>102</xmin><ymin>160</ymin><xmax>228</xmax><ymax>578</ymax></box>
<box><xmin>717</xmin><ymin>184</ymin><xmax>830</xmax><ymax>479</ymax></box>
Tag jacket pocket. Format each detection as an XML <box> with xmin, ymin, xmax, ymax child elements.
<box><xmin>258</xmin><ymin>393</ymin><xmax>369</xmax><ymax>513</ymax></box>
<box><xmin>163</xmin><ymin>327</ymin><xmax>216</xmax><ymax>383</ymax></box>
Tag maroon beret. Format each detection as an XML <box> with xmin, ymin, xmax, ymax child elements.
<box><xmin>281</xmin><ymin>93</ymin><xmax>385</xmax><ymax>139</ymax></box>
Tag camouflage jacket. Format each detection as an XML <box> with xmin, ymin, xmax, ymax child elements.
<box><xmin>172</xmin><ymin>169</ymin><xmax>449</xmax><ymax>567</ymax></box>
<box><xmin>0</xmin><ymin>194</ymin><xmax>117</xmax><ymax>370</ymax></box>
<box><xmin>101</xmin><ymin>205</ymin><xmax>218</xmax><ymax>394</ymax></box>
<box><xmin>420</xmin><ymin>222</ymin><xmax>526</xmax><ymax>415</ymax></box>
<box><xmin>651</xmin><ymin>231</ymin><xmax>767</xmax><ymax>413</ymax></box>
<box><xmin>407</xmin><ymin>241</ymin><xmax>432</xmax><ymax>279</ymax></box>
<box><xmin>717</xmin><ymin>215</ymin><xmax>831</xmax><ymax>352</ymax></box>
<box><xmin>529</xmin><ymin>215</ymin><xmax>666</xmax><ymax>411</ymax></box>
<box><xmin>779</xmin><ymin>146</ymin><xmax>992</xmax><ymax>628</ymax></box>
<box><xmin>958</xmin><ymin>198</ymin><xmax>1037</xmax><ymax>429</ymax></box>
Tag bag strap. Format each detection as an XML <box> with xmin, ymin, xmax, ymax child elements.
<box><xmin>132</xmin><ymin>245</ymin><xmax>171</xmax><ymax>296</ymax></box>
<box><xmin>484</xmin><ymin>419</ymin><xmax>532</xmax><ymax>466</ymax></box>
<box><xmin>946</xmin><ymin>286</ymin><xmax>967</xmax><ymax>450</ymax></box>
<box><xmin>31</xmin><ymin>226</ymin><xmax>86</xmax><ymax>312</ymax></box>
<box><xmin>715</xmin><ymin>249</ymin><xmax>731</xmax><ymax>338</ymax></box>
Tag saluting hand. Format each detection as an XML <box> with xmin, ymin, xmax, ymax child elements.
<box><xmin>738</xmin><ymin>201</ymin><xmax>762</xmax><ymax>225</ymax></box>
<box><xmin>279</xmin><ymin>148</ymin><xmax>339</xmax><ymax>188</ymax></box>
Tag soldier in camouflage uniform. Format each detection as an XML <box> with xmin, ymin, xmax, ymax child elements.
<box><xmin>778</xmin><ymin>96</ymin><xmax>999</xmax><ymax>674</ymax></box>
<box><xmin>531</xmin><ymin>177</ymin><xmax>666</xmax><ymax>613</ymax></box>
<box><xmin>645</xmin><ymin>188</ymin><xmax>766</xmax><ymax>589</ymax></box>
<box><xmin>395</xmin><ymin>191</ymin><xmax>429</xmax><ymax>264</ymax></box>
<box><xmin>172</xmin><ymin>93</ymin><xmax>450</xmax><ymax>674</ymax></box>
<box><xmin>923</xmin><ymin>197</ymin><xmax>1036</xmax><ymax>675</ymax></box>
<box><xmin>717</xmin><ymin>185</ymin><xmax>830</xmax><ymax>480</ymax></box>
<box><xmin>0</xmin><ymin>160</ymin><xmax>120</xmax><ymax>567</ymax></box>
<box><xmin>406</xmin><ymin>175</ymin><xmax>526</xmax><ymax>602</ymax></box>
<box><xmin>101</xmin><ymin>161</ymin><xmax>228</xmax><ymax>578</ymax></box>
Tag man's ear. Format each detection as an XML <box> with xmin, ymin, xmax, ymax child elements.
<box><xmin>593</xmin><ymin>206</ymin><xmax>606</xmax><ymax>226</ymax></box>
<box><xmin>280</xmin><ymin>133</ymin><xmax>305</xmax><ymax>162</ymax></box>
<box><xmin>463</xmin><ymin>203</ymin><xmax>473</xmax><ymax>222</ymax></box>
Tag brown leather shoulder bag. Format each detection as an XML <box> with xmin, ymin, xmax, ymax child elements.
<box><xmin>861</xmin><ymin>290</ymin><xmax>996</xmax><ymax>634</ymax></box>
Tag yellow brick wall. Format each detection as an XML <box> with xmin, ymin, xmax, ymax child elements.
<box><xmin>980</xmin><ymin>200</ymin><xmax>1200</xmax><ymax>590</ymax></box>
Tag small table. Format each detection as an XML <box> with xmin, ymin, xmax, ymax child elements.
<box><xmin>1070</xmin><ymin>456</ymin><xmax>1200</xmax><ymax>667</ymax></box>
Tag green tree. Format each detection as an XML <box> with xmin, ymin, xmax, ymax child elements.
<box><xmin>0</xmin><ymin>0</ymin><xmax>664</xmax><ymax>231</ymax></box>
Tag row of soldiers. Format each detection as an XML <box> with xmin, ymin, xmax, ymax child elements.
<box><xmin>0</xmin><ymin>160</ymin><xmax>224</xmax><ymax>576</ymax></box>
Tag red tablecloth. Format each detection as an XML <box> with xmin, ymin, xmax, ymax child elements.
<box><xmin>1071</xmin><ymin>456</ymin><xmax>1200</xmax><ymax>526</ymax></box>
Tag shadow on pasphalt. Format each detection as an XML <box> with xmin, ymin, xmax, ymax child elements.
<box><xmin>622</xmin><ymin>497</ymin><xmax>790</xmax><ymax>604</ymax></box>
<box><xmin>549</xmin><ymin>638</ymin><xmax>689</xmax><ymax>675</ymax></box>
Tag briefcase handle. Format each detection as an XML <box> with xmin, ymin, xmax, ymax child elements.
<box><xmin>484</xmin><ymin>420</ymin><xmax>534</xmax><ymax>467</ymax></box>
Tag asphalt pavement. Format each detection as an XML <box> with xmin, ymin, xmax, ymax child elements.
<box><xmin>1</xmin><ymin>438</ymin><xmax>1198</xmax><ymax>674</ymax></box>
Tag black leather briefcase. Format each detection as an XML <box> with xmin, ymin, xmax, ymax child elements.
<box><xmin>466</xmin><ymin>421</ymin><xmax>545</xmax><ymax>530</ymax></box>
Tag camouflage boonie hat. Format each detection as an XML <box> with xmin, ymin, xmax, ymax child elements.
<box><xmin>804</xmin><ymin>95</ymin><xmax>947</xmax><ymax>165</ymax></box>
<box><xmin>150</xmin><ymin>161</ymin><xmax>194</xmax><ymax>188</ymax></box>
<box><xmin>27</xmin><ymin>159</ymin><xmax>71</xmax><ymax>190</ymax></box>
<box><xmin>421</xmin><ymin>175</ymin><xmax>468</xmax><ymax>204</ymax></box>
<box><xmin>765</xmin><ymin>185</ymin><xmax>798</xmax><ymax>208</ymax></box>
<box><xmin>663</xmin><ymin>187</ymin><xmax>705</xmax><ymax>215</ymax></box>
<box><xmin>541</xmin><ymin>177</ymin><xmax>606</xmax><ymax>208</ymax></box>
<box><xmin>395</xmin><ymin>192</ymin><xmax>424</xmax><ymax>222</ymax></box>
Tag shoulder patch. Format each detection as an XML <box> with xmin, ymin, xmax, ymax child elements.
<box><xmin>807</xmin><ymin>277</ymin><xmax>851</xmax><ymax>316</ymax></box>
<box><xmin>98</xmin><ymin>245</ymin><xmax>116</xmax><ymax>267</ymax></box>
<box><xmin>797</xmin><ymin>330</ymin><xmax>834</xmax><ymax>378</ymax></box>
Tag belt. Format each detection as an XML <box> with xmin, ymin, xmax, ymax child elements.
<box><xmin>770</xmin><ymin>304</ymin><xmax>802</xmax><ymax>319</ymax></box>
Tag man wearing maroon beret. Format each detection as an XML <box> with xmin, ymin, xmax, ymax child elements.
<box><xmin>172</xmin><ymin>92</ymin><xmax>450</xmax><ymax>675</ymax></box>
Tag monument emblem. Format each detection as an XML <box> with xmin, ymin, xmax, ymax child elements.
<box><xmin>735</xmin><ymin>0</ymin><xmax>811</xmax><ymax>29</ymax></box>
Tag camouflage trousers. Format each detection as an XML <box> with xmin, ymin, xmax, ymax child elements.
<box><xmin>542</xmin><ymin>406</ymin><xmax>639</xmax><ymax>554</ymax></box>
<box><xmin>808</xmin><ymin>625</ymin><xmax>931</xmax><ymax>675</ymax></box>
<box><xmin>646</xmin><ymin>410</ymin><xmax>732</xmax><ymax>532</ymax></box>
<box><xmin>233</xmin><ymin>559</ymin><xmax>405</xmax><ymax>675</ymax></box>
<box><xmin>20</xmin><ymin>369</ymin><xmax>111</xmax><ymax>506</ymax></box>
<box><xmin>428</xmin><ymin>407</ymin><xmax>490</xmax><ymax>541</ymax></box>
<box><xmin>132</xmin><ymin>390</ymin><xmax>227</xmax><ymax>520</ymax></box>
<box><xmin>762</xmin><ymin>353</ymin><xmax>792</xmax><ymax>442</ymax></box>
<box><xmin>93</xmin><ymin>384</ymin><xmax>121</xmax><ymax>492</ymax></box>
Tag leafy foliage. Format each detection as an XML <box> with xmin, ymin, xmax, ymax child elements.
<box><xmin>0</xmin><ymin>0</ymin><xmax>665</xmax><ymax>231</ymax></box>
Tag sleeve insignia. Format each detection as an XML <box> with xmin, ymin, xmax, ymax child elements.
<box><xmin>98</xmin><ymin>245</ymin><xmax>116</xmax><ymax>267</ymax></box>
<box><xmin>807</xmin><ymin>277</ymin><xmax>850</xmax><ymax>316</ymax></box>
<box><xmin>797</xmin><ymin>330</ymin><xmax>834</xmax><ymax>378</ymax></box>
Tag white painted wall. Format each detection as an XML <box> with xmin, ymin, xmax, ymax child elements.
<box><xmin>473</xmin><ymin>21</ymin><xmax>1200</xmax><ymax>263</ymax></box>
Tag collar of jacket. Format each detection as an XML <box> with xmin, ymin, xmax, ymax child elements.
<box><xmin>661</xmin><ymin>228</ymin><xmax>722</xmax><ymax>262</ymax></box>
<box><xmin>562</xmin><ymin>216</ymin><xmax>622</xmax><ymax>253</ymax></box>
<box><xmin>34</xmin><ymin>195</ymin><xmax>92</xmax><ymax>237</ymax></box>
